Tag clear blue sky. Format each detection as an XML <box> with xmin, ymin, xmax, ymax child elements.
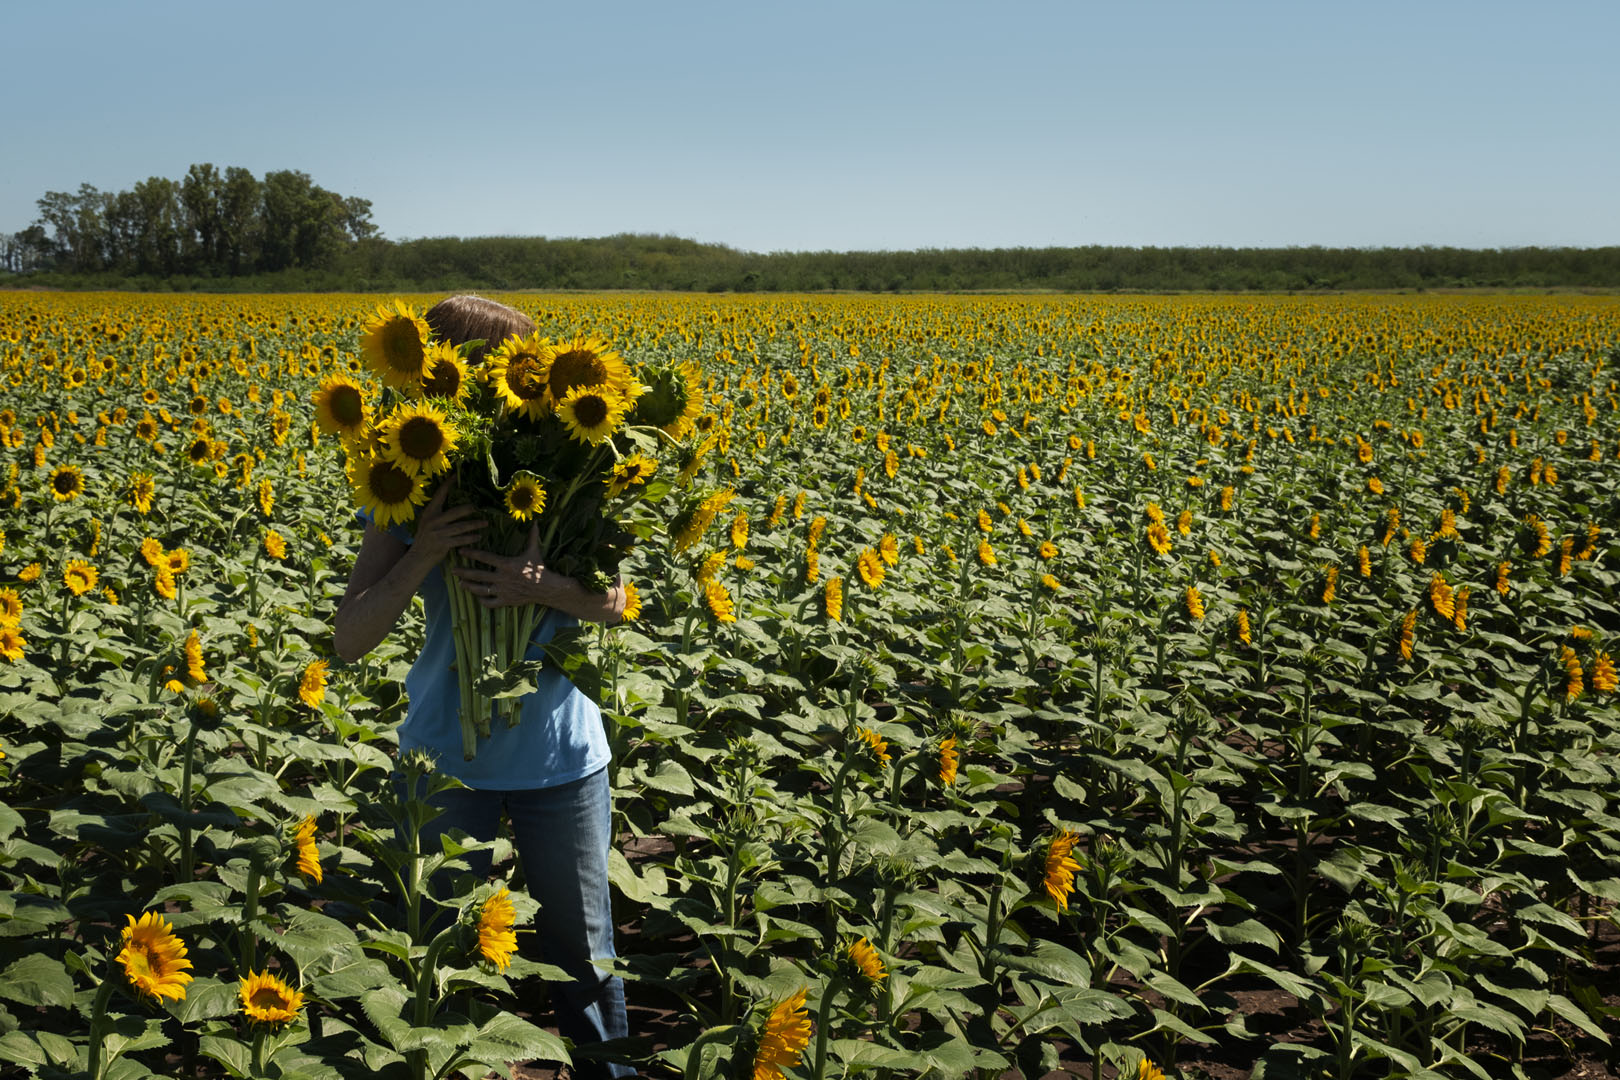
<box><xmin>5</xmin><ymin>0</ymin><xmax>1616</xmax><ymax>252</ymax></box>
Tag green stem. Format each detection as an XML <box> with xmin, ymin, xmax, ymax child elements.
<box><xmin>722</xmin><ymin>838</ymin><xmax>743</xmax><ymax>1025</ymax></box>
<box><xmin>811</xmin><ymin>977</ymin><xmax>843</xmax><ymax>1080</ymax></box>
<box><xmin>251</xmin><ymin>1029</ymin><xmax>269</xmax><ymax>1078</ymax></box>
<box><xmin>239</xmin><ymin>864</ymin><xmax>262</xmax><ymax>976</ymax></box>
<box><xmin>413</xmin><ymin>930</ymin><xmax>456</xmax><ymax>1028</ymax></box>
<box><xmin>178</xmin><ymin>718</ymin><xmax>200</xmax><ymax>883</ymax></box>
<box><xmin>85</xmin><ymin>977</ymin><xmax>117</xmax><ymax>1080</ymax></box>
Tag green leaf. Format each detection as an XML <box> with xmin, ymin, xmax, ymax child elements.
<box><xmin>986</xmin><ymin>940</ymin><xmax>1092</xmax><ymax>987</ymax></box>
<box><xmin>0</xmin><ymin>953</ymin><xmax>75</xmax><ymax>1007</ymax></box>
<box><xmin>199</xmin><ymin>1033</ymin><xmax>252</xmax><ymax>1077</ymax></box>
<box><xmin>168</xmin><ymin>976</ymin><xmax>238</xmax><ymax>1023</ymax></box>
<box><xmin>458</xmin><ymin>1011</ymin><xmax>570</xmax><ymax>1070</ymax></box>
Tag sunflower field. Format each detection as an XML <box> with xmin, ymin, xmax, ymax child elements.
<box><xmin>0</xmin><ymin>290</ymin><xmax>1618</xmax><ymax>1080</ymax></box>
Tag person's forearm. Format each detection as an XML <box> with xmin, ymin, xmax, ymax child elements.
<box><xmin>531</xmin><ymin>573</ymin><xmax>625</xmax><ymax>626</ymax></box>
<box><xmin>334</xmin><ymin>547</ymin><xmax>440</xmax><ymax>662</ymax></box>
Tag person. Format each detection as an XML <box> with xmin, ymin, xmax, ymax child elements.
<box><xmin>333</xmin><ymin>295</ymin><xmax>635</xmax><ymax>1080</ymax></box>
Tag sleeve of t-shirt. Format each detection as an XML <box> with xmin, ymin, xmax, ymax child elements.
<box><xmin>354</xmin><ymin>506</ymin><xmax>415</xmax><ymax>546</ymax></box>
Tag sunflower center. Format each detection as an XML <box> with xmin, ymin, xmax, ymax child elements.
<box><xmin>126</xmin><ymin>944</ymin><xmax>158</xmax><ymax>979</ymax></box>
<box><xmin>367</xmin><ymin>461</ymin><xmax>416</xmax><ymax>504</ymax></box>
<box><xmin>510</xmin><ymin>486</ymin><xmax>538</xmax><ymax>512</ymax></box>
<box><xmin>549</xmin><ymin>350</ymin><xmax>609</xmax><ymax>400</ymax></box>
<box><xmin>571</xmin><ymin>394</ymin><xmax>610</xmax><ymax>429</ymax></box>
<box><xmin>504</xmin><ymin>357</ymin><xmax>546</xmax><ymax>399</ymax></box>
<box><xmin>396</xmin><ymin>417</ymin><xmax>445</xmax><ymax>461</ymax></box>
<box><xmin>250</xmin><ymin>987</ymin><xmax>287</xmax><ymax>1009</ymax></box>
<box><xmin>330</xmin><ymin>386</ymin><xmax>364</xmax><ymax>426</ymax></box>
<box><xmin>380</xmin><ymin>318</ymin><xmax>426</xmax><ymax>374</ymax></box>
<box><xmin>421</xmin><ymin>360</ymin><xmax>463</xmax><ymax>397</ymax></box>
<box><xmin>52</xmin><ymin>471</ymin><xmax>78</xmax><ymax>495</ymax></box>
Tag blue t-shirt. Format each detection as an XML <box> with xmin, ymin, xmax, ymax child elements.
<box><xmin>356</xmin><ymin>509</ymin><xmax>610</xmax><ymax>790</ymax></box>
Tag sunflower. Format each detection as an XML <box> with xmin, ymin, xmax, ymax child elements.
<box><xmin>383</xmin><ymin>401</ymin><xmax>458</xmax><ymax>477</ymax></box>
<box><xmin>670</xmin><ymin>488</ymin><xmax>736</xmax><ymax>552</ymax></box>
<box><xmin>184</xmin><ymin>630</ymin><xmax>206</xmax><ymax>684</ymax></box>
<box><xmin>293</xmin><ymin>816</ymin><xmax>322</xmax><ymax>883</ymax></box>
<box><xmin>264</xmin><ymin>530</ymin><xmax>287</xmax><ymax>560</ymax></box>
<box><xmin>1559</xmin><ymin>646</ymin><xmax>1583</xmax><ymax>702</ymax></box>
<box><xmin>631</xmin><ymin>359</ymin><xmax>704</xmax><ymax>438</ymax></box>
<box><xmin>855</xmin><ymin>725</ymin><xmax>891</xmax><ymax>768</ymax></box>
<box><xmin>1138</xmin><ymin>1059</ymin><xmax>1166</xmax><ymax>1080</ymax></box>
<box><xmin>557</xmin><ymin>385</ymin><xmax>629</xmax><ymax>446</ymax></box>
<box><xmin>977</xmin><ymin>540</ymin><xmax>997</xmax><ymax>568</ymax></box>
<box><xmin>128</xmin><ymin>471</ymin><xmax>155</xmax><ymax>514</ymax></box>
<box><xmin>185</xmin><ymin>436</ymin><xmax>213</xmax><ymax>466</ymax></box>
<box><xmin>482</xmin><ymin>332</ymin><xmax>554</xmax><ymax>421</ymax></box>
<box><xmin>0</xmin><ymin>626</ymin><xmax>23</xmax><ymax>662</ymax></box>
<box><xmin>1593</xmin><ymin>651</ymin><xmax>1618</xmax><ymax>694</ymax></box>
<box><xmin>312</xmin><ymin>373</ymin><xmax>368</xmax><ymax>437</ymax></box>
<box><xmin>1429</xmin><ymin>573</ymin><xmax>1455</xmax><ymax>620</ymax></box>
<box><xmin>63</xmin><ymin>559</ymin><xmax>98</xmax><ymax>597</ymax></box>
<box><xmin>0</xmin><ymin>588</ymin><xmax>20</xmax><ymax>625</ymax></box>
<box><xmin>117</xmin><ymin>912</ymin><xmax>194</xmax><ymax>1003</ymax></box>
<box><xmin>504</xmin><ymin>473</ymin><xmax>546</xmax><ymax>522</ymax></box>
<box><xmin>695</xmin><ymin>550</ymin><xmax>728</xmax><ymax>585</ymax></box>
<box><xmin>752</xmin><ymin>988</ymin><xmax>812</xmax><ymax>1080</ymax></box>
<box><xmin>544</xmin><ymin>337</ymin><xmax>634</xmax><ymax>408</ymax></box>
<box><xmin>416</xmin><ymin>341</ymin><xmax>470</xmax><ymax>404</ymax></box>
<box><xmin>605</xmin><ymin>452</ymin><xmax>657</xmax><ymax>498</ymax></box>
<box><xmin>348</xmin><ymin>454</ymin><xmax>427</xmax><ymax>529</ymax></box>
<box><xmin>704</xmin><ymin>579</ymin><xmax>737</xmax><ymax>623</ymax></box>
<box><xmin>1043</xmin><ymin>831</ymin><xmax>1083</xmax><ymax>911</ymax></box>
<box><xmin>167</xmin><ymin>548</ymin><xmax>190</xmax><ymax>574</ymax></box>
<box><xmin>360</xmin><ymin>300</ymin><xmax>433</xmax><ymax>390</ymax></box>
<box><xmin>1237</xmin><ymin>608</ymin><xmax>1252</xmax><ymax>646</ymax></box>
<box><xmin>1399</xmin><ymin>610</ymin><xmax>1418</xmax><ymax>661</ymax></box>
<box><xmin>856</xmin><ymin>548</ymin><xmax>886</xmax><ymax>589</ymax></box>
<box><xmin>476</xmin><ymin>886</ymin><xmax>518</xmax><ymax>971</ymax></box>
<box><xmin>938</xmin><ymin>734</ymin><xmax>959</xmax><ymax>785</ymax></box>
<box><xmin>878</xmin><ymin>533</ymin><xmax>899</xmax><ymax>566</ymax></box>
<box><xmin>847</xmin><ymin>937</ymin><xmax>887</xmax><ymax>983</ymax></box>
<box><xmin>48</xmin><ymin>464</ymin><xmax>84</xmax><ymax>502</ymax></box>
<box><xmin>18</xmin><ymin>563</ymin><xmax>41</xmax><ymax>584</ymax></box>
<box><xmin>140</xmin><ymin>537</ymin><xmax>165</xmax><ymax>566</ymax></box>
<box><xmin>238</xmin><ymin>970</ymin><xmax>304</xmax><ymax>1025</ymax></box>
<box><xmin>298</xmin><ymin>659</ymin><xmax>328</xmax><ymax>709</ymax></box>
<box><xmin>1520</xmin><ymin>514</ymin><xmax>1552</xmax><ymax>558</ymax></box>
<box><xmin>620</xmin><ymin>580</ymin><xmax>642</xmax><ymax>621</ymax></box>
<box><xmin>1321</xmin><ymin>566</ymin><xmax>1339</xmax><ymax>605</ymax></box>
<box><xmin>1185</xmin><ymin>585</ymin><xmax>1205</xmax><ymax>621</ymax></box>
<box><xmin>824</xmin><ymin>576</ymin><xmax>843</xmax><ymax>622</ymax></box>
<box><xmin>154</xmin><ymin>566</ymin><xmax>176</xmax><ymax>600</ymax></box>
<box><xmin>1038</xmin><ymin>540</ymin><xmax>1058</xmax><ymax>561</ymax></box>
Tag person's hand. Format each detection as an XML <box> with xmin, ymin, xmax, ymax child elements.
<box><xmin>453</xmin><ymin>523</ymin><xmax>549</xmax><ymax>609</ymax></box>
<box><xmin>411</xmin><ymin>479</ymin><xmax>486</xmax><ymax>566</ymax></box>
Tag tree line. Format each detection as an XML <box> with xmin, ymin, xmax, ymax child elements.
<box><xmin>1</xmin><ymin>165</ymin><xmax>375</xmax><ymax>278</ymax></box>
<box><xmin>4</xmin><ymin>169</ymin><xmax>1618</xmax><ymax>291</ymax></box>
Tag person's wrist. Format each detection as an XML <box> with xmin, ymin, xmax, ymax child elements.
<box><xmin>400</xmin><ymin>543</ymin><xmax>444</xmax><ymax>580</ymax></box>
<box><xmin>516</xmin><ymin>565</ymin><xmax>546</xmax><ymax>606</ymax></box>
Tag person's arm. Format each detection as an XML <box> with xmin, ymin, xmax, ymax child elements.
<box><xmin>452</xmin><ymin>525</ymin><xmax>627</xmax><ymax>626</ymax></box>
<box><xmin>333</xmin><ymin>482</ymin><xmax>486</xmax><ymax>663</ymax></box>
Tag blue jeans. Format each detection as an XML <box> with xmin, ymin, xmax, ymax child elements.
<box><xmin>416</xmin><ymin>768</ymin><xmax>634</xmax><ymax>1080</ymax></box>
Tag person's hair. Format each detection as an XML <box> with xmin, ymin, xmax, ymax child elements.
<box><xmin>423</xmin><ymin>295</ymin><xmax>535</xmax><ymax>363</ymax></box>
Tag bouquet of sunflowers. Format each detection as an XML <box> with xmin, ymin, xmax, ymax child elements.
<box><xmin>316</xmin><ymin>300</ymin><xmax>707</xmax><ymax>759</ymax></box>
